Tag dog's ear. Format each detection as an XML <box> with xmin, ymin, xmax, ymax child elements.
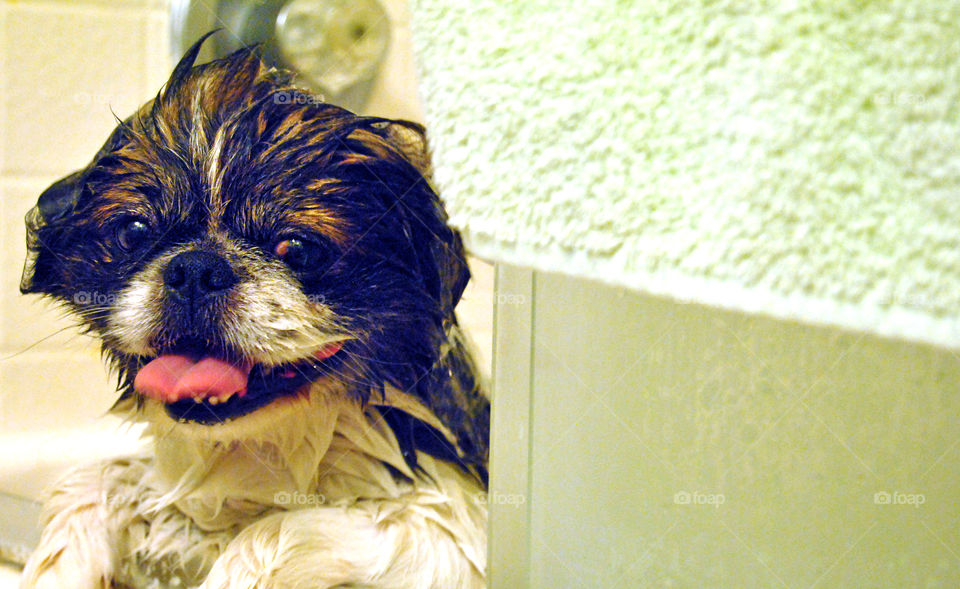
<box><xmin>20</xmin><ymin>169</ymin><xmax>90</xmax><ymax>294</ymax></box>
<box><xmin>21</xmin><ymin>124</ymin><xmax>129</xmax><ymax>294</ymax></box>
<box><xmin>376</xmin><ymin>120</ymin><xmax>470</xmax><ymax>315</ymax></box>
<box><xmin>431</xmin><ymin>219</ymin><xmax>471</xmax><ymax>317</ymax></box>
<box><xmin>381</xmin><ymin>121</ymin><xmax>434</xmax><ymax>181</ymax></box>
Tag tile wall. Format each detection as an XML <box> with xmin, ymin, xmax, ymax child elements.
<box><xmin>0</xmin><ymin>0</ymin><xmax>171</xmax><ymax>433</ymax></box>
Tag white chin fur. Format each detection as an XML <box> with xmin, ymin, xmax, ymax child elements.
<box><xmin>25</xmin><ymin>380</ymin><xmax>486</xmax><ymax>588</ymax></box>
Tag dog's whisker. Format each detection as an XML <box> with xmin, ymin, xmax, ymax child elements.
<box><xmin>0</xmin><ymin>325</ymin><xmax>92</xmax><ymax>361</ymax></box>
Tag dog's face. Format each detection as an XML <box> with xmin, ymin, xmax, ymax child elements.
<box><xmin>20</xmin><ymin>40</ymin><xmax>484</xmax><ymax>461</ymax></box>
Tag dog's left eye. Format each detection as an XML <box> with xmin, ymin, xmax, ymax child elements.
<box><xmin>273</xmin><ymin>237</ymin><xmax>330</xmax><ymax>272</ymax></box>
<box><xmin>116</xmin><ymin>219</ymin><xmax>152</xmax><ymax>252</ymax></box>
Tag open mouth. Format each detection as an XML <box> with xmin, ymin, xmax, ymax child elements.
<box><xmin>133</xmin><ymin>342</ymin><xmax>343</xmax><ymax>425</ymax></box>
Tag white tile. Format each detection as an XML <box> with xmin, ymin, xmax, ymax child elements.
<box><xmin>458</xmin><ymin>257</ymin><xmax>494</xmax><ymax>377</ymax></box>
<box><xmin>145</xmin><ymin>6</ymin><xmax>172</xmax><ymax>94</ymax></box>
<box><xmin>2</xmin><ymin>3</ymin><xmax>150</xmax><ymax>176</ymax></box>
<box><xmin>0</xmin><ymin>349</ymin><xmax>117</xmax><ymax>433</ymax></box>
<box><xmin>0</xmin><ymin>4</ymin><xmax>6</xmax><ymax>176</ymax></box>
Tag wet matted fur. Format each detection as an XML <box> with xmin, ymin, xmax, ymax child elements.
<box><xmin>19</xmin><ymin>34</ymin><xmax>489</xmax><ymax>589</ymax></box>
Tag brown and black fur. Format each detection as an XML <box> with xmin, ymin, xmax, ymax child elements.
<box><xmin>21</xmin><ymin>34</ymin><xmax>489</xmax><ymax>483</ymax></box>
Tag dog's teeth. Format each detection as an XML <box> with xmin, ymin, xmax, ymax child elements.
<box><xmin>208</xmin><ymin>396</ymin><xmax>220</xmax><ymax>405</ymax></box>
<box><xmin>193</xmin><ymin>397</ymin><xmax>202</xmax><ymax>403</ymax></box>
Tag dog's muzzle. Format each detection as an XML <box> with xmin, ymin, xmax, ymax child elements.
<box><xmin>129</xmin><ymin>248</ymin><xmax>343</xmax><ymax>423</ymax></box>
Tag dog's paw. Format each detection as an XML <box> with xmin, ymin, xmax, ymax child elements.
<box><xmin>197</xmin><ymin>508</ymin><xmax>387</xmax><ymax>589</ymax></box>
<box><xmin>20</xmin><ymin>552</ymin><xmax>113</xmax><ymax>589</ymax></box>
<box><xmin>19</xmin><ymin>459</ymin><xmax>148</xmax><ymax>589</ymax></box>
<box><xmin>197</xmin><ymin>501</ymin><xmax>484</xmax><ymax>589</ymax></box>
<box><xmin>19</xmin><ymin>508</ymin><xmax>115</xmax><ymax>589</ymax></box>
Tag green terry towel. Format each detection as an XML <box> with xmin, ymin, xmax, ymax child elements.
<box><xmin>411</xmin><ymin>0</ymin><xmax>960</xmax><ymax>347</ymax></box>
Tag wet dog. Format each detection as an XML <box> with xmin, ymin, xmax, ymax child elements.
<box><xmin>19</xmin><ymin>34</ymin><xmax>489</xmax><ymax>588</ymax></box>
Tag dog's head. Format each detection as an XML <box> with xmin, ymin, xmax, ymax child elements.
<box><xmin>20</xmin><ymin>36</ymin><xmax>488</xmax><ymax>477</ymax></box>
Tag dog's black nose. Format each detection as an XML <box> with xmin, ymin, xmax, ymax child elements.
<box><xmin>164</xmin><ymin>250</ymin><xmax>237</xmax><ymax>303</ymax></box>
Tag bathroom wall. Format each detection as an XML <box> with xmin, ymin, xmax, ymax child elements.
<box><xmin>0</xmin><ymin>0</ymin><xmax>172</xmax><ymax>437</ymax></box>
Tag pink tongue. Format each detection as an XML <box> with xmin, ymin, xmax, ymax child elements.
<box><xmin>134</xmin><ymin>355</ymin><xmax>253</xmax><ymax>403</ymax></box>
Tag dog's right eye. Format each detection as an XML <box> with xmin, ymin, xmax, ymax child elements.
<box><xmin>273</xmin><ymin>236</ymin><xmax>331</xmax><ymax>273</ymax></box>
<box><xmin>116</xmin><ymin>218</ymin><xmax>152</xmax><ymax>252</ymax></box>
